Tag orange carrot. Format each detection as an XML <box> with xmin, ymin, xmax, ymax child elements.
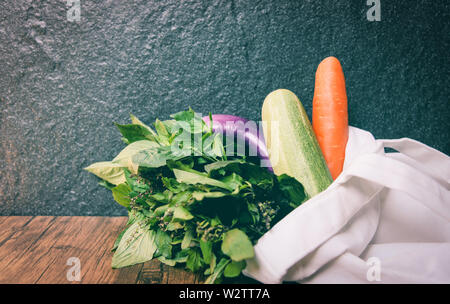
<box><xmin>312</xmin><ymin>56</ymin><xmax>349</xmax><ymax>180</ymax></box>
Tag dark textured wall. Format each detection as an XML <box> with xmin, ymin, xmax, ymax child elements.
<box><xmin>1</xmin><ymin>1</ymin><xmax>449</xmax><ymax>216</ymax></box>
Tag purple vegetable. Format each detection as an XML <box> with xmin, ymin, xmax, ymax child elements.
<box><xmin>202</xmin><ymin>114</ymin><xmax>272</xmax><ymax>171</ymax></box>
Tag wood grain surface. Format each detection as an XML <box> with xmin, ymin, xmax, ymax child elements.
<box><xmin>0</xmin><ymin>216</ymin><xmax>201</xmax><ymax>284</ymax></box>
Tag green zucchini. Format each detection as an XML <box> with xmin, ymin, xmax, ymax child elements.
<box><xmin>262</xmin><ymin>89</ymin><xmax>332</xmax><ymax>198</ymax></box>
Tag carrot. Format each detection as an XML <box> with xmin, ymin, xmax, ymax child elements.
<box><xmin>312</xmin><ymin>56</ymin><xmax>349</xmax><ymax>180</ymax></box>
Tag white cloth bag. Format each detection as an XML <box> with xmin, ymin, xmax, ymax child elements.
<box><xmin>244</xmin><ymin>127</ymin><xmax>450</xmax><ymax>284</ymax></box>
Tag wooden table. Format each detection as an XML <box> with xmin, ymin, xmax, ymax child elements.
<box><xmin>0</xmin><ymin>216</ymin><xmax>204</xmax><ymax>284</ymax></box>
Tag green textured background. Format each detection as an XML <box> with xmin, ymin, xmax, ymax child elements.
<box><xmin>1</xmin><ymin>1</ymin><xmax>449</xmax><ymax>215</ymax></box>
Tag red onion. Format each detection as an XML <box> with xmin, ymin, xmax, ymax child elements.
<box><xmin>202</xmin><ymin>114</ymin><xmax>272</xmax><ymax>171</ymax></box>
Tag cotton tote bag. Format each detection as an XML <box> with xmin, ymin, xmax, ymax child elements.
<box><xmin>243</xmin><ymin>127</ymin><xmax>450</xmax><ymax>284</ymax></box>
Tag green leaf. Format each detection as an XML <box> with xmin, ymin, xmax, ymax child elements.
<box><xmin>204</xmin><ymin>160</ymin><xmax>242</xmax><ymax>174</ymax></box>
<box><xmin>115</xmin><ymin>123</ymin><xmax>158</xmax><ymax>144</ymax></box>
<box><xmin>112</xmin><ymin>222</ymin><xmax>157</xmax><ymax>268</ymax></box>
<box><xmin>158</xmin><ymin>253</ymin><xmax>189</xmax><ymax>266</ymax></box>
<box><xmin>204</xmin><ymin>258</ymin><xmax>230</xmax><ymax>284</ymax></box>
<box><xmin>207</xmin><ymin>161</ymin><xmax>274</xmax><ymax>189</ymax></box>
<box><xmin>111</xmin><ymin>183</ymin><xmax>132</xmax><ymax>208</ymax></box>
<box><xmin>212</xmin><ymin>132</ymin><xmax>225</xmax><ymax>157</ymax></box>
<box><xmin>167</xmin><ymin>221</ymin><xmax>184</xmax><ymax>231</ymax></box>
<box><xmin>200</xmin><ymin>239</ymin><xmax>213</xmax><ymax>264</ymax></box>
<box><xmin>220</xmin><ymin>173</ymin><xmax>243</xmax><ymax>191</ymax></box>
<box><xmin>124</xmin><ymin>169</ymin><xmax>150</xmax><ymax>193</ymax></box>
<box><xmin>170</xmin><ymin>109</ymin><xmax>207</xmax><ymax>134</ymax></box>
<box><xmin>221</xmin><ymin>229</ymin><xmax>254</xmax><ymax>262</ymax></box>
<box><xmin>277</xmin><ymin>173</ymin><xmax>307</xmax><ymax>205</ymax></box>
<box><xmin>173</xmin><ymin>206</ymin><xmax>194</xmax><ymax>221</ymax></box>
<box><xmin>84</xmin><ymin>161</ymin><xmax>125</xmax><ymax>185</ymax></box>
<box><xmin>158</xmin><ymin>256</ymin><xmax>177</xmax><ymax>266</ymax></box>
<box><xmin>112</xmin><ymin>211</ymin><xmax>140</xmax><ymax>252</ymax></box>
<box><xmin>162</xmin><ymin>177</ymin><xmax>189</xmax><ymax>193</ymax></box>
<box><xmin>181</xmin><ymin>229</ymin><xmax>194</xmax><ymax>249</ymax></box>
<box><xmin>224</xmin><ymin>260</ymin><xmax>246</xmax><ymax>278</ymax></box>
<box><xmin>171</xmin><ymin>109</ymin><xmax>196</xmax><ymax>122</ymax></box>
<box><xmin>173</xmin><ymin>254</ymin><xmax>189</xmax><ymax>263</ymax></box>
<box><xmin>154</xmin><ymin>119</ymin><xmax>170</xmax><ymax>145</ymax></box>
<box><xmin>161</xmin><ymin>119</ymin><xmax>177</xmax><ymax>133</ymax></box>
<box><xmin>186</xmin><ymin>249</ymin><xmax>203</xmax><ymax>272</ymax></box>
<box><xmin>112</xmin><ymin>228</ymin><xmax>127</xmax><ymax>252</ymax></box>
<box><xmin>171</xmin><ymin>191</ymin><xmax>192</xmax><ymax>205</ymax></box>
<box><xmin>202</xmin><ymin>132</ymin><xmax>224</xmax><ymax>158</ymax></box>
<box><xmin>191</xmin><ymin>191</ymin><xmax>227</xmax><ymax>201</ymax></box>
<box><xmin>129</xmin><ymin>114</ymin><xmax>156</xmax><ymax>136</ymax></box>
<box><xmin>173</xmin><ymin>169</ymin><xmax>233</xmax><ymax>191</ymax></box>
<box><xmin>209</xmin><ymin>253</ymin><xmax>217</xmax><ymax>275</ymax></box>
<box><xmin>154</xmin><ymin>204</ymin><xmax>169</xmax><ymax>216</ymax></box>
<box><xmin>247</xmin><ymin>202</ymin><xmax>260</xmax><ymax>224</ymax></box>
<box><xmin>155</xmin><ymin>230</ymin><xmax>172</xmax><ymax>258</ymax></box>
<box><xmin>132</xmin><ymin>146</ymin><xmax>177</xmax><ymax>168</ymax></box>
<box><xmin>112</xmin><ymin>140</ymin><xmax>159</xmax><ymax>174</ymax></box>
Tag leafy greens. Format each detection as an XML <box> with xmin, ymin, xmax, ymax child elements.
<box><xmin>85</xmin><ymin>109</ymin><xmax>307</xmax><ymax>283</ymax></box>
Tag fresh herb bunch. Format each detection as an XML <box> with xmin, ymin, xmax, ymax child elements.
<box><xmin>85</xmin><ymin>109</ymin><xmax>307</xmax><ymax>283</ymax></box>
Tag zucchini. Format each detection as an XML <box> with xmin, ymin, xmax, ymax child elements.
<box><xmin>262</xmin><ymin>89</ymin><xmax>332</xmax><ymax>198</ymax></box>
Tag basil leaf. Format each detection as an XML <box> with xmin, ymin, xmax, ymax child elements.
<box><xmin>111</xmin><ymin>229</ymin><xmax>127</xmax><ymax>252</ymax></box>
<box><xmin>84</xmin><ymin>161</ymin><xmax>125</xmax><ymax>185</ymax></box>
<box><xmin>186</xmin><ymin>249</ymin><xmax>203</xmax><ymax>273</ymax></box>
<box><xmin>154</xmin><ymin>119</ymin><xmax>170</xmax><ymax>145</ymax></box>
<box><xmin>112</xmin><ymin>140</ymin><xmax>159</xmax><ymax>174</ymax></box>
<box><xmin>132</xmin><ymin>146</ymin><xmax>173</xmax><ymax>168</ymax></box>
<box><xmin>171</xmin><ymin>109</ymin><xmax>207</xmax><ymax>134</ymax></box>
<box><xmin>150</xmin><ymin>192</ymin><xmax>170</xmax><ymax>204</ymax></box>
<box><xmin>112</xmin><ymin>211</ymin><xmax>140</xmax><ymax>252</ymax></box>
<box><xmin>173</xmin><ymin>169</ymin><xmax>233</xmax><ymax>191</ymax></box>
<box><xmin>112</xmin><ymin>223</ymin><xmax>157</xmax><ymax>268</ymax></box>
<box><xmin>111</xmin><ymin>183</ymin><xmax>132</xmax><ymax>208</ymax></box>
<box><xmin>181</xmin><ymin>229</ymin><xmax>194</xmax><ymax>249</ymax></box>
<box><xmin>123</xmin><ymin>170</ymin><xmax>150</xmax><ymax>193</ymax></box>
<box><xmin>155</xmin><ymin>230</ymin><xmax>172</xmax><ymax>258</ymax></box>
<box><xmin>171</xmin><ymin>191</ymin><xmax>192</xmax><ymax>206</ymax></box>
<box><xmin>162</xmin><ymin>177</ymin><xmax>190</xmax><ymax>193</ymax></box>
<box><xmin>115</xmin><ymin>123</ymin><xmax>158</xmax><ymax>144</ymax></box>
<box><xmin>166</xmin><ymin>221</ymin><xmax>183</xmax><ymax>231</ymax></box>
<box><xmin>202</xmin><ymin>132</ymin><xmax>224</xmax><ymax>158</ymax></box>
<box><xmin>154</xmin><ymin>204</ymin><xmax>169</xmax><ymax>216</ymax></box>
<box><xmin>199</xmin><ymin>239</ymin><xmax>213</xmax><ymax>264</ymax></box>
<box><xmin>173</xmin><ymin>206</ymin><xmax>194</xmax><ymax>221</ymax></box>
<box><xmin>129</xmin><ymin>114</ymin><xmax>156</xmax><ymax>135</ymax></box>
<box><xmin>191</xmin><ymin>191</ymin><xmax>227</xmax><ymax>201</ymax></box>
<box><xmin>204</xmin><ymin>160</ymin><xmax>242</xmax><ymax>174</ymax></box>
